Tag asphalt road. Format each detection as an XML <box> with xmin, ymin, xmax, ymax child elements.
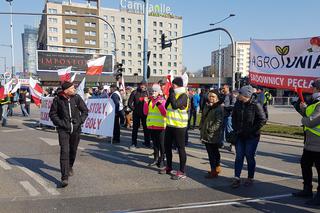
<box><xmin>0</xmin><ymin>106</ymin><xmax>318</xmax><ymax>213</ymax></box>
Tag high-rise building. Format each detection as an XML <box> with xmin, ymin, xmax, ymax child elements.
<box><xmin>211</xmin><ymin>41</ymin><xmax>250</xmax><ymax>78</ymax></box>
<box><xmin>22</xmin><ymin>25</ymin><xmax>39</xmax><ymax>74</ymax></box>
<box><xmin>37</xmin><ymin>0</ymin><xmax>183</xmax><ymax>77</ymax></box>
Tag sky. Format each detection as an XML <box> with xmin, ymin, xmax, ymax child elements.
<box><xmin>0</xmin><ymin>0</ymin><xmax>319</xmax><ymax>73</ymax></box>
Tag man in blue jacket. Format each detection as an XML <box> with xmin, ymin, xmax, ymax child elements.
<box><xmin>191</xmin><ymin>90</ymin><xmax>200</xmax><ymax>129</ymax></box>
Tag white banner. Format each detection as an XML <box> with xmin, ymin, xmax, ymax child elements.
<box><xmin>250</xmin><ymin>37</ymin><xmax>320</xmax><ymax>92</ymax></box>
<box><xmin>40</xmin><ymin>97</ymin><xmax>115</xmax><ymax>137</ymax></box>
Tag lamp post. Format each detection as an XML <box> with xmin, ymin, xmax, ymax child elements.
<box><xmin>5</xmin><ymin>0</ymin><xmax>15</xmax><ymax>77</ymax></box>
<box><xmin>143</xmin><ymin>0</ymin><xmax>149</xmax><ymax>83</ymax></box>
<box><xmin>210</xmin><ymin>14</ymin><xmax>235</xmax><ymax>89</ymax></box>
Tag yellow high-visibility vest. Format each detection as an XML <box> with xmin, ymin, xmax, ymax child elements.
<box><xmin>166</xmin><ymin>93</ymin><xmax>189</xmax><ymax>128</ymax></box>
<box><xmin>304</xmin><ymin>101</ymin><xmax>320</xmax><ymax>136</ymax></box>
<box><xmin>146</xmin><ymin>100</ymin><xmax>166</xmax><ymax>128</ymax></box>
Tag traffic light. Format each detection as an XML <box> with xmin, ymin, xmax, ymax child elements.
<box><xmin>161</xmin><ymin>34</ymin><xmax>172</xmax><ymax>49</ymax></box>
<box><xmin>115</xmin><ymin>63</ymin><xmax>123</xmax><ymax>81</ymax></box>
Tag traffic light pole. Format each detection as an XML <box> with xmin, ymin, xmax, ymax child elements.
<box><xmin>143</xmin><ymin>0</ymin><xmax>149</xmax><ymax>83</ymax></box>
<box><xmin>162</xmin><ymin>27</ymin><xmax>236</xmax><ymax>90</ymax></box>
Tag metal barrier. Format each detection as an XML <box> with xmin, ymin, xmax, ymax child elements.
<box><xmin>271</xmin><ymin>97</ymin><xmax>295</xmax><ymax>106</ymax></box>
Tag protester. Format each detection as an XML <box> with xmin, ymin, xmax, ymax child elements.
<box><xmin>191</xmin><ymin>89</ymin><xmax>200</xmax><ymax>129</ymax></box>
<box><xmin>110</xmin><ymin>84</ymin><xmax>123</xmax><ymax>144</ymax></box>
<box><xmin>83</xmin><ymin>87</ymin><xmax>92</xmax><ymax>103</ymax></box>
<box><xmin>185</xmin><ymin>88</ymin><xmax>194</xmax><ymax>146</ymax></box>
<box><xmin>160</xmin><ymin>77</ymin><xmax>189</xmax><ymax>180</ymax></box>
<box><xmin>49</xmin><ymin>81</ymin><xmax>88</xmax><ymax>187</ymax></box>
<box><xmin>292</xmin><ymin>79</ymin><xmax>320</xmax><ymax>206</ymax></box>
<box><xmin>231</xmin><ymin>85</ymin><xmax>267</xmax><ymax>188</ymax></box>
<box><xmin>263</xmin><ymin>90</ymin><xmax>273</xmax><ymax>119</ymax></box>
<box><xmin>123</xmin><ymin>87</ymin><xmax>133</xmax><ymax>128</ymax></box>
<box><xmin>144</xmin><ymin>84</ymin><xmax>166</xmax><ymax>167</ymax></box>
<box><xmin>19</xmin><ymin>89</ymin><xmax>29</xmax><ymax>117</ymax></box>
<box><xmin>128</xmin><ymin>80</ymin><xmax>151</xmax><ymax>149</ymax></box>
<box><xmin>220</xmin><ymin>84</ymin><xmax>237</xmax><ymax>152</ymax></box>
<box><xmin>0</xmin><ymin>95</ymin><xmax>10</xmax><ymax>127</ymax></box>
<box><xmin>199</xmin><ymin>90</ymin><xmax>224</xmax><ymax>178</ymax></box>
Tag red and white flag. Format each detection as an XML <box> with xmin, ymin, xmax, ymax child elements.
<box><xmin>57</xmin><ymin>66</ymin><xmax>72</xmax><ymax>82</ymax></box>
<box><xmin>70</xmin><ymin>72</ymin><xmax>77</xmax><ymax>82</ymax></box>
<box><xmin>0</xmin><ymin>86</ymin><xmax>4</xmax><ymax>99</ymax></box>
<box><xmin>4</xmin><ymin>79</ymin><xmax>13</xmax><ymax>96</ymax></box>
<box><xmin>29</xmin><ymin>77</ymin><xmax>43</xmax><ymax>106</ymax></box>
<box><xmin>163</xmin><ymin>74</ymin><xmax>172</xmax><ymax>97</ymax></box>
<box><xmin>86</xmin><ymin>56</ymin><xmax>106</xmax><ymax>76</ymax></box>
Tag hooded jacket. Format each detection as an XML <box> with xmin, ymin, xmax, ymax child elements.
<box><xmin>49</xmin><ymin>93</ymin><xmax>88</xmax><ymax>133</ymax></box>
<box><xmin>128</xmin><ymin>87</ymin><xmax>149</xmax><ymax>117</ymax></box>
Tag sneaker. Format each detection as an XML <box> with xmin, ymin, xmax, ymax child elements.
<box><xmin>129</xmin><ymin>144</ymin><xmax>137</xmax><ymax>150</ymax></box>
<box><xmin>61</xmin><ymin>179</ymin><xmax>68</xmax><ymax>188</ymax></box>
<box><xmin>231</xmin><ymin>178</ymin><xmax>241</xmax><ymax>188</ymax></box>
<box><xmin>159</xmin><ymin>167</ymin><xmax>172</xmax><ymax>175</ymax></box>
<box><xmin>244</xmin><ymin>178</ymin><xmax>254</xmax><ymax>187</ymax></box>
<box><xmin>69</xmin><ymin>168</ymin><xmax>74</xmax><ymax>177</ymax></box>
<box><xmin>216</xmin><ymin>166</ymin><xmax>222</xmax><ymax>174</ymax></box>
<box><xmin>171</xmin><ymin>171</ymin><xmax>186</xmax><ymax>180</ymax></box>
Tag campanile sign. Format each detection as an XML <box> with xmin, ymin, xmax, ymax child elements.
<box><xmin>120</xmin><ymin>0</ymin><xmax>172</xmax><ymax>15</ymax></box>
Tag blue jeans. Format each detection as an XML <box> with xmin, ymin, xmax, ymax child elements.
<box><xmin>20</xmin><ymin>104</ymin><xmax>29</xmax><ymax>116</ymax></box>
<box><xmin>234</xmin><ymin>137</ymin><xmax>259</xmax><ymax>179</ymax></box>
<box><xmin>221</xmin><ymin>116</ymin><xmax>233</xmax><ymax>145</ymax></box>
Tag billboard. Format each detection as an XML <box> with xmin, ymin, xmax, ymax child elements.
<box><xmin>37</xmin><ymin>50</ymin><xmax>114</xmax><ymax>74</ymax></box>
<box><xmin>250</xmin><ymin>37</ymin><xmax>320</xmax><ymax>92</ymax></box>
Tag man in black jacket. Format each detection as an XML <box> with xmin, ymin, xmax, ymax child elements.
<box><xmin>49</xmin><ymin>82</ymin><xmax>88</xmax><ymax>187</ymax></box>
<box><xmin>110</xmin><ymin>84</ymin><xmax>123</xmax><ymax>144</ymax></box>
<box><xmin>231</xmin><ymin>85</ymin><xmax>266</xmax><ymax>188</ymax></box>
<box><xmin>128</xmin><ymin>80</ymin><xmax>150</xmax><ymax>149</ymax></box>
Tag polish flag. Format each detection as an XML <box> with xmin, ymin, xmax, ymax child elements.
<box><xmin>163</xmin><ymin>74</ymin><xmax>172</xmax><ymax>97</ymax></box>
<box><xmin>0</xmin><ymin>86</ymin><xmax>4</xmax><ymax>99</ymax></box>
<box><xmin>182</xmin><ymin>72</ymin><xmax>189</xmax><ymax>87</ymax></box>
<box><xmin>70</xmin><ymin>72</ymin><xmax>77</xmax><ymax>82</ymax></box>
<box><xmin>29</xmin><ymin>77</ymin><xmax>43</xmax><ymax>106</ymax></box>
<box><xmin>11</xmin><ymin>81</ymin><xmax>21</xmax><ymax>94</ymax></box>
<box><xmin>4</xmin><ymin>79</ymin><xmax>13</xmax><ymax>96</ymax></box>
<box><xmin>76</xmin><ymin>77</ymin><xmax>86</xmax><ymax>100</ymax></box>
<box><xmin>57</xmin><ymin>66</ymin><xmax>72</xmax><ymax>82</ymax></box>
<box><xmin>86</xmin><ymin>56</ymin><xmax>106</xmax><ymax>76</ymax></box>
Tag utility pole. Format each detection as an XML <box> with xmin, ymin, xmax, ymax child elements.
<box><xmin>6</xmin><ymin>0</ymin><xmax>15</xmax><ymax>77</ymax></box>
<box><xmin>143</xmin><ymin>0</ymin><xmax>149</xmax><ymax>82</ymax></box>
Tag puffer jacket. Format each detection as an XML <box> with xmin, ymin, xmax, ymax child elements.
<box><xmin>199</xmin><ymin>103</ymin><xmax>224</xmax><ymax>145</ymax></box>
<box><xmin>232</xmin><ymin>96</ymin><xmax>267</xmax><ymax>139</ymax></box>
<box><xmin>49</xmin><ymin>93</ymin><xmax>88</xmax><ymax>133</ymax></box>
<box><xmin>128</xmin><ymin>88</ymin><xmax>149</xmax><ymax>117</ymax></box>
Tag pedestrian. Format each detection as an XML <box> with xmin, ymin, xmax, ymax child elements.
<box><xmin>83</xmin><ymin>87</ymin><xmax>92</xmax><ymax>103</ymax></box>
<box><xmin>110</xmin><ymin>84</ymin><xmax>123</xmax><ymax>144</ymax></box>
<box><xmin>292</xmin><ymin>78</ymin><xmax>320</xmax><ymax>206</ymax></box>
<box><xmin>231</xmin><ymin>85</ymin><xmax>267</xmax><ymax>188</ymax></box>
<box><xmin>0</xmin><ymin>95</ymin><xmax>10</xmax><ymax>127</ymax></box>
<box><xmin>49</xmin><ymin>81</ymin><xmax>88</xmax><ymax>187</ymax></box>
<box><xmin>144</xmin><ymin>84</ymin><xmax>167</xmax><ymax>167</ymax></box>
<box><xmin>160</xmin><ymin>77</ymin><xmax>189</xmax><ymax>180</ymax></box>
<box><xmin>123</xmin><ymin>87</ymin><xmax>133</xmax><ymax>128</ymax></box>
<box><xmin>19</xmin><ymin>89</ymin><xmax>29</xmax><ymax>117</ymax></box>
<box><xmin>185</xmin><ymin>88</ymin><xmax>194</xmax><ymax>146</ymax></box>
<box><xmin>191</xmin><ymin>89</ymin><xmax>200</xmax><ymax>129</ymax></box>
<box><xmin>128</xmin><ymin>80</ymin><xmax>151</xmax><ymax>149</ymax></box>
<box><xmin>220</xmin><ymin>84</ymin><xmax>237</xmax><ymax>152</ymax></box>
<box><xmin>263</xmin><ymin>90</ymin><xmax>273</xmax><ymax>119</ymax></box>
<box><xmin>199</xmin><ymin>90</ymin><xmax>224</xmax><ymax>178</ymax></box>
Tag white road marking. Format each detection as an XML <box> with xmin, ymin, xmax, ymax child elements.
<box><xmin>0</xmin><ymin>159</ymin><xmax>12</xmax><ymax>170</ymax></box>
<box><xmin>39</xmin><ymin>137</ymin><xmax>59</xmax><ymax>146</ymax></box>
<box><xmin>126</xmin><ymin>193</ymin><xmax>293</xmax><ymax>213</ymax></box>
<box><xmin>186</xmin><ymin>148</ymin><xmax>296</xmax><ymax>176</ymax></box>
<box><xmin>19</xmin><ymin>181</ymin><xmax>40</xmax><ymax>197</ymax></box>
<box><xmin>78</xmin><ymin>146</ymin><xmax>85</xmax><ymax>150</ymax></box>
<box><xmin>0</xmin><ymin>152</ymin><xmax>60</xmax><ymax>195</ymax></box>
<box><xmin>1</xmin><ymin>129</ymin><xmax>24</xmax><ymax>133</ymax></box>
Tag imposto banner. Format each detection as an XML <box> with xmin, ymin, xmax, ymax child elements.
<box><xmin>249</xmin><ymin>37</ymin><xmax>320</xmax><ymax>92</ymax></box>
<box><xmin>40</xmin><ymin>97</ymin><xmax>115</xmax><ymax>137</ymax></box>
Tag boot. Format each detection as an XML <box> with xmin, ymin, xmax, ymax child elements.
<box><xmin>306</xmin><ymin>192</ymin><xmax>320</xmax><ymax>206</ymax></box>
<box><xmin>205</xmin><ymin>170</ymin><xmax>218</xmax><ymax>179</ymax></box>
<box><xmin>216</xmin><ymin>166</ymin><xmax>222</xmax><ymax>174</ymax></box>
<box><xmin>292</xmin><ymin>185</ymin><xmax>313</xmax><ymax>198</ymax></box>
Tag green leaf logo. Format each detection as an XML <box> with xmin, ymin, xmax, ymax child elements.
<box><xmin>275</xmin><ymin>45</ymin><xmax>290</xmax><ymax>56</ymax></box>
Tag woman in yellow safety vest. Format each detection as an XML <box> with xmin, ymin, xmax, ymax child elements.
<box><xmin>143</xmin><ymin>84</ymin><xmax>167</xmax><ymax>167</ymax></box>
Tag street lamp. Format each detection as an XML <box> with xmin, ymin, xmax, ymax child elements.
<box><xmin>210</xmin><ymin>14</ymin><xmax>235</xmax><ymax>89</ymax></box>
<box><xmin>5</xmin><ymin>0</ymin><xmax>15</xmax><ymax>77</ymax></box>
<box><xmin>143</xmin><ymin>0</ymin><xmax>149</xmax><ymax>82</ymax></box>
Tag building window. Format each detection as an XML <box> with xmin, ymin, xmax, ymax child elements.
<box><xmin>153</xmin><ymin>46</ymin><xmax>157</xmax><ymax>51</ymax></box>
<box><xmin>65</xmin><ymin>47</ymin><xmax>77</xmax><ymax>52</ymax></box>
<box><xmin>49</xmin><ymin>27</ymin><xmax>58</xmax><ymax>33</ymax></box>
<box><xmin>85</xmin><ymin>49</ymin><xmax>96</xmax><ymax>54</ymax></box>
<box><xmin>65</xmin><ymin>19</ymin><xmax>77</xmax><ymax>25</ymax></box>
<box><xmin>122</xmin><ymin>59</ymin><xmax>125</xmax><ymax>65</ymax></box>
<box><xmin>138</xmin><ymin>28</ymin><xmax>142</xmax><ymax>33</ymax></box>
<box><xmin>121</xmin><ymin>51</ymin><xmax>125</xmax><ymax>56</ymax></box>
<box><xmin>121</xmin><ymin>17</ymin><xmax>125</xmax><ymax>23</ymax></box>
<box><xmin>65</xmin><ymin>38</ymin><xmax>77</xmax><ymax>43</ymax></box>
<box><xmin>121</xmin><ymin>35</ymin><xmax>125</xmax><ymax>40</ymax></box>
<box><xmin>128</xmin><ymin>18</ymin><xmax>132</xmax><ymax>24</ymax></box>
<box><xmin>128</xmin><ymin>52</ymin><xmax>132</xmax><ymax>57</ymax></box>
<box><xmin>138</xmin><ymin>60</ymin><xmax>142</xmax><ymax>66</ymax></box>
<box><xmin>159</xmin><ymin>22</ymin><xmax>163</xmax><ymax>27</ymax></box>
<box><xmin>138</xmin><ymin>36</ymin><xmax>142</xmax><ymax>42</ymax></box>
<box><xmin>153</xmin><ymin>38</ymin><xmax>157</xmax><ymax>43</ymax></box>
<box><xmin>174</xmin><ymin>62</ymin><xmax>177</xmax><ymax>67</ymax></box>
<box><xmin>160</xmin><ymin>69</ymin><xmax>163</xmax><ymax>75</ymax></box>
<box><xmin>153</xmin><ymin>69</ymin><xmax>157</xmax><ymax>74</ymax></box>
<box><xmin>138</xmin><ymin>19</ymin><xmax>141</xmax><ymax>25</ymax></box>
<box><xmin>121</xmin><ymin>26</ymin><xmax>125</xmax><ymax>32</ymax></box>
<box><xmin>138</xmin><ymin>52</ymin><xmax>142</xmax><ymax>58</ymax></box>
<box><xmin>128</xmin><ymin>68</ymin><xmax>132</xmax><ymax>74</ymax></box>
<box><xmin>48</xmin><ymin>8</ymin><xmax>57</xmax><ymax>14</ymax></box>
<box><xmin>85</xmin><ymin>22</ymin><xmax>96</xmax><ymax>27</ymax></box>
<box><xmin>153</xmin><ymin>53</ymin><xmax>156</xmax><ymax>58</ymax></box>
<box><xmin>128</xmin><ymin>43</ymin><xmax>132</xmax><ymax>49</ymax></box>
<box><xmin>138</xmin><ymin>68</ymin><xmax>142</xmax><ymax>73</ymax></box>
<box><xmin>104</xmin><ymin>24</ymin><xmax>108</xmax><ymax>30</ymax></box>
<box><xmin>85</xmin><ymin>40</ymin><xmax>95</xmax><ymax>45</ymax></box>
<box><xmin>121</xmin><ymin>43</ymin><xmax>125</xmax><ymax>49</ymax></box>
<box><xmin>169</xmin><ymin>23</ymin><xmax>172</xmax><ymax>28</ymax></box>
<box><xmin>103</xmin><ymin>15</ymin><xmax>108</xmax><ymax>21</ymax></box>
<box><xmin>159</xmin><ymin>54</ymin><xmax>162</xmax><ymax>59</ymax></box>
<box><xmin>153</xmin><ymin>61</ymin><xmax>157</xmax><ymax>66</ymax></box>
<box><xmin>48</xmin><ymin>17</ymin><xmax>58</xmax><ymax>23</ymax></box>
<box><xmin>128</xmin><ymin>27</ymin><xmax>132</xmax><ymax>33</ymax></box>
<box><xmin>65</xmin><ymin>10</ymin><xmax>77</xmax><ymax>14</ymax></box>
<box><xmin>153</xmin><ymin>30</ymin><xmax>157</xmax><ymax>35</ymax></box>
<box><xmin>49</xmin><ymin>36</ymin><xmax>58</xmax><ymax>42</ymax></box>
<box><xmin>168</xmin><ymin>70</ymin><xmax>171</xmax><ymax>74</ymax></box>
<box><xmin>153</xmin><ymin>21</ymin><xmax>157</xmax><ymax>27</ymax></box>
<box><xmin>174</xmin><ymin>55</ymin><xmax>177</xmax><ymax>60</ymax></box>
<box><xmin>66</xmin><ymin>29</ymin><xmax>77</xmax><ymax>34</ymax></box>
<box><xmin>111</xmin><ymin>16</ymin><xmax>115</xmax><ymax>22</ymax></box>
<box><xmin>174</xmin><ymin>32</ymin><xmax>178</xmax><ymax>37</ymax></box>
<box><xmin>128</xmin><ymin>35</ymin><xmax>132</xmax><ymax>41</ymax></box>
<box><xmin>168</xmin><ymin>62</ymin><xmax>171</xmax><ymax>67</ymax></box>
<box><xmin>159</xmin><ymin>62</ymin><xmax>163</xmax><ymax>66</ymax></box>
<box><xmin>49</xmin><ymin>46</ymin><xmax>58</xmax><ymax>51</ymax></box>
<box><xmin>104</xmin><ymin>41</ymin><xmax>108</xmax><ymax>48</ymax></box>
<box><xmin>128</xmin><ymin>60</ymin><xmax>132</xmax><ymax>65</ymax></box>
<box><xmin>174</xmin><ymin>23</ymin><xmax>178</xmax><ymax>29</ymax></box>
<box><xmin>169</xmin><ymin>31</ymin><xmax>172</xmax><ymax>36</ymax></box>
<box><xmin>159</xmin><ymin>30</ymin><xmax>163</xmax><ymax>35</ymax></box>
<box><xmin>138</xmin><ymin>44</ymin><xmax>142</xmax><ymax>49</ymax></box>
<box><xmin>104</xmin><ymin>33</ymin><xmax>108</xmax><ymax>39</ymax></box>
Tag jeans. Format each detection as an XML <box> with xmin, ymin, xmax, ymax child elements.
<box><xmin>221</xmin><ymin>116</ymin><xmax>233</xmax><ymax>146</ymax></box>
<box><xmin>20</xmin><ymin>104</ymin><xmax>29</xmax><ymax>116</ymax></box>
<box><xmin>234</xmin><ymin>137</ymin><xmax>259</xmax><ymax>179</ymax></box>
<box><xmin>131</xmin><ymin>112</ymin><xmax>150</xmax><ymax>146</ymax></box>
<box><xmin>1</xmin><ymin>105</ymin><xmax>8</xmax><ymax>126</ymax></box>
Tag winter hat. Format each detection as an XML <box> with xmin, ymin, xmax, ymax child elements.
<box><xmin>152</xmin><ymin>84</ymin><xmax>162</xmax><ymax>93</ymax></box>
<box><xmin>61</xmin><ymin>81</ymin><xmax>74</xmax><ymax>91</ymax></box>
<box><xmin>140</xmin><ymin>79</ymin><xmax>147</xmax><ymax>86</ymax></box>
<box><xmin>172</xmin><ymin>77</ymin><xmax>184</xmax><ymax>87</ymax></box>
<box><xmin>312</xmin><ymin>78</ymin><xmax>320</xmax><ymax>89</ymax></box>
<box><xmin>239</xmin><ymin>85</ymin><xmax>254</xmax><ymax>98</ymax></box>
